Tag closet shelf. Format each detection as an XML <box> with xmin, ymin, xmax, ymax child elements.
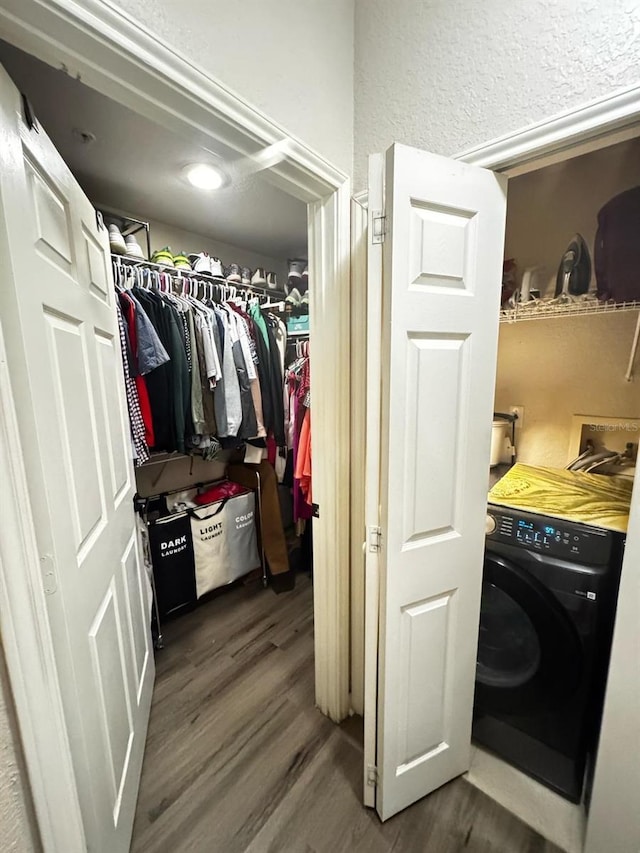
<box><xmin>111</xmin><ymin>254</ymin><xmax>288</xmax><ymax>300</ymax></box>
<box><xmin>500</xmin><ymin>298</ymin><xmax>640</xmax><ymax>324</ymax></box>
<box><xmin>101</xmin><ymin>210</ymin><xmax>151</xmax><ymax>258</ymax></box>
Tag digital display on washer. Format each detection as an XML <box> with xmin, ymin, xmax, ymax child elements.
<box><xmin>514</xmin><ymin>517</ymin><xmax>569</xmax><ymax>548</ymax></box>
<box><xmin>490</xmin><ymin>507</ymin><xmax>614</xmax><ymax>565</ymax></box>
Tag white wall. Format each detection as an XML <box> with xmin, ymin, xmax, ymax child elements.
<box><xmin>111</xmin><ymin>0</ymin><xmax>355</xmax><ymax>177</ymax></box>
<box><xmin>147</xmin><ymin>219</ymin><xmax>290</xmax><ymax>285</ymax></box>
<box><xmin>354</xmin><ymin>0</ymin><xmax>640</xmax><ymax>189</ymax></box>
<box><xmin>495</xmin><ymin>313</ymin><xmax>640</xmax><ymax>468</ymax></box>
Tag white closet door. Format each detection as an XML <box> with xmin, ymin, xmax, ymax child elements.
<box><xmin>372</xmin><ymin>143</ymin><xmax>506</xmax><ymax>820</ymax></box>
<box><xmin>0</xmin><ymin>66</ymin><xmax>154</xmax><ymax>851</ymax></box>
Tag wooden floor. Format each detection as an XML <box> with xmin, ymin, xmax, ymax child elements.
<box><xmin>131</xmin><ymin>575</ymin><xmax>562</xmax><ymax>853</ymax></box>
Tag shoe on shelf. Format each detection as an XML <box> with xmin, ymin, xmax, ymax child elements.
<box><xmin>286</xmin><ymin>287</ymin><xmax>302</xmax><ymax>307</ymax></box>
<box><xmin>210</xmin><ymin>257</ymin><xmax>224</xmax><ymax>277</ymax></box>
<box><xmin>124</xmin><ymin>233</ymin><xmax>145</xmax><ymax>260</ymax></box>
<box><xmin>226</xmin><ymin>263</ymin><xmax>242</xmax><ymax>283</ymax></box>
<box><xmin>287</xmin><ymin>258</ymin><xmax>306</xmax><ymax>286</ymax></box>
<box><xmin>109</xmin><ymin>224</ymin><xmax>127</xmax><ymax>255</ymax></box>
<box><xmin>300</xmin><ymin>290</ymin><xmax>309</xmax><ymax>307</ymax></box>
<box><xmin>266</xmin><ymin>271</ymin><xmax>278</xmax><ymax>290</ymax></box>
<box><xmin>189</xmin><ymin>253</ymin><xmax>211</xmax><ymax>274</ymax></box>
<box><xmin>251</xmin><ymin>267</ymin><xmax>267</xmax><ymax>287</ymax></box>
<box><xmin>241</xmin><ymin>267</ymin><xmax>252</xmax><ymax>286</ymax></box>
<box><xmin>173</xmin><ymin>251</ymin><xmax>192</xmax><ymax>271</ymax></box>
<box><xmin>151</xmin><ymin>247</ymin><xmax>175</xmax><ymax>267</ymax></box>
<box><xmin>300</xmin><ymin>266</ymin><xmax>309</xmax><ymax>293</ymax></box>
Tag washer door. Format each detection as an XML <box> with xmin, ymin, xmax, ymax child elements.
<box><xmin>475</xmin><ymin>551</ymin><xmax>583</xmax><ymax>714</ymax></box>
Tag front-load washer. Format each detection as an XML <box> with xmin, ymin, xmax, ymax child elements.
<box><xmin>473</xmin><ymin>504</ymin><xmax>625</xmax><ymax>802</ymax></box>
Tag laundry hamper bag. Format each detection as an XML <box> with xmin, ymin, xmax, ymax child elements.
<box><xmin>148</xmin><ymin>512</ymin><xmax>197</xmax><ymax>618</ymax></box>
<box><xmin>188</xmin><ymin>490</ymin><xmax>261</xmax><ymax>598</ymax></box>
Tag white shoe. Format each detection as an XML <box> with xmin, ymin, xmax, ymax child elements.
<box><xmin>189</xmin><ymin>253</ymin><xmax>212</xmax><ymax>274</ymax></box>
<box><xmin>266</xmin><ymin>271</ymin><xmax>278</xmax><ymax>290</ymax></box>
<box><xmin>286</xmin><ymin>287</ymin><xmax>302</xmax><ymax>307</ymax></box>
<box><xmin>210</xmin><ymin>257</ymin><xmax>224</xmax><ymax>277</ymax></box>
<box><xmin>252</xmin><ymin>267</ymin><xmax>267</xmax><ymax>286</ymax></box>
<box><xmin>109</xmin><ymin>224</ymin><xmax>127</xmax><ymax>255</ymax></box>
<box><xmin>226</xmin><ymin>263</ymin><xmax>242</xmax><ymax>283</ymax></box>
<box><xmin>125</xmin><ymin>234</ymin><xmax>145</xmax><ymax>260</ymax></box>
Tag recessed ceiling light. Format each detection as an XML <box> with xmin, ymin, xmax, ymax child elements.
<box><xmin>182</xmin><ymin>162</ymin><xmax>226</xmax><ymax>191</ymax></box>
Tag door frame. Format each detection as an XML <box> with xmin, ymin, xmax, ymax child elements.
<box><xmin>0</xmin><ymin>1</ymin><xmax>350</xmax><ymax>850</ymax></box>
<box><xmin>359</xmin><ymin>84</ymin><xmax>640</xmax><ymax>847</ymax></box>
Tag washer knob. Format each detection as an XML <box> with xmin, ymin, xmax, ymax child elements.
<box><xmin>485</xmin><ymin>514</ymin><xmax>497</xmax><ymax>535</ymax></box>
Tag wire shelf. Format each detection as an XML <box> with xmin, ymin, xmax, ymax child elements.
<box><xmin>500</xmin><ymin>297</ymin><xmax>640</xmax><ymax>323</ymax></box>
<box><xmin>111</xmin><ymin>253</ymin><xmax>287</xmax><ymax>300</ymax></box>
<box><xmin>100</xmin><ymin>210</ymin><xmax>151</xmax><ymax>258</ymax></box>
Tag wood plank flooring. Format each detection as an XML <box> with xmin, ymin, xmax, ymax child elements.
<box><xmin>131</xmin><ymin>575</ymin><xmax>562</xmax><ymax>853</ymax></box>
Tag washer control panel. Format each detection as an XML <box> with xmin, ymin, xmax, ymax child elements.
<box><xmin>486</xmin><ymin>506</ymin><xmax>612</xmax><ymax>565</ymax></box>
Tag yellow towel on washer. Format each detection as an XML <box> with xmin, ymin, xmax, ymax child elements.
<box><xmin>488</xmin><ymin>463</ymin><xmax>633</xmax><ymax>533</ymax></box>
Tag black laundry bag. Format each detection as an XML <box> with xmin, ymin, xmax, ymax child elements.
<box><xmin>148</xmin><ymin>512</ymin><xmax>196</xmax><ymax>618</ymax></box>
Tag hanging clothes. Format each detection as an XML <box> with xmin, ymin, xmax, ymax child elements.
<box><xmin>285</xmin><ymin>343</ymin><xmax>312</xmax><ymax>522</ymax></box>
<box><xmin>119</xmin><ymin>291</ymin><xmax>154</xmax><ymax>446</ymax></box>
<box><xmin>295</xmin><ymin>407</ymin><xmax>312</xmax><ymax>503</ymax></box>
<box><xmin>112</xmin><ymin>259</ymin><xmax>293</xmax><ymax>466</ymax></box>
<box><xmin>115</xmin><ymin>299</ymin><xmax>149</xmax><ymax>466</ymax></box>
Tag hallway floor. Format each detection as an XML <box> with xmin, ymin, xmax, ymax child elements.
<box><xmin>131</xmin><ymin>575</ymin><xmax>561</xmax><ymax>853</ymax></box>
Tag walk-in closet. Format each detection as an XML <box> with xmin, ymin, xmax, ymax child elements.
<box><xmin>0</xmin><ymin>36</ymin><xmax>322</xmax><ymax>851</ymax></box>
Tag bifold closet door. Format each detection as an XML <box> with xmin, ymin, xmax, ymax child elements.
<box><xmin>369</xmin><ymin>143</ymin><xmax>507</xmax><ymax>821</ymax></box>
<box><xmin>0</xmin><ymin>65</ymin><xmax>154</xmax><ymax>852</ymax></box>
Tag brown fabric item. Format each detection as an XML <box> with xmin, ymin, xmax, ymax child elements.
<box><xmin>228</xmin><ymin>461</ymin><xmax>290</xmax><ymax>576</ymax></box>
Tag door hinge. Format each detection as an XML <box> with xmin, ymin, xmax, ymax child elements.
<box><xmin>368</xmin><ymin>525</ymin><xmax>382</xmax><ymax>553</ymax></box>
<box><xmin>371</xmin><ymin>210</ymin><xmax>386</xmax><ymax>244</ymax></box>
<box><xmin>40</xmin><ymin>554</ymin><xmax>57</xmax><ymax>595</ymax></box>
<box><xmin>21</xmin><ymin>93</ymin><xmax>39</xmax><ymax>132</ymax></box>
<box><xmin>366</xmin><ymin>764</ymin><xmax>378</xmax><ymax>786</ymax></box>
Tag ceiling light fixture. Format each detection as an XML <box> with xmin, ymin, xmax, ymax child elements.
<box><xmin>182</xmin><ymin>162</ymin><xmax>226</xmax><ymax>191</ymax></box>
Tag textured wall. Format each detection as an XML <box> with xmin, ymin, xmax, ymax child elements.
<box><xmin>495</xmin><ymin>312</ymin><xmax>640</xmax><ymax>468</ymax></box>
<box><xmin>354</xmin><ymin>0</ymin><xmax>640</xmax><ymax>189</ymax></box>
<box><xmin>111</xmin><ymin>0</ymin><xmax>355</xmax><ymax>176</ymax></box>
<box><xmin>0</xmin><ymin>642</ymin><xmax>38</xmax><ymax>853</ymax></box>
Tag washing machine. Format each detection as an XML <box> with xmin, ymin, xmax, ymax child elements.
<box><xmin>473</xmin><ymin>498</ymin><xmax>626</xmax><ymax>803</ymax></box>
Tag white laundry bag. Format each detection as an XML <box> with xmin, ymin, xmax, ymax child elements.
<box><xmin>189</xmin><ymin>492</ymin><xmax>260</xmax><ymax>597</ymax></box>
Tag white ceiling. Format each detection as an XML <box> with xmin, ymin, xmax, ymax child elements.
<box><xmin>0</xmin><ymin>39</ymin><xmax>308</xmax><ymax>260</ymax></box>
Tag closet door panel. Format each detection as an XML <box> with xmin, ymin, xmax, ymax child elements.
<box><xmin>24</xmin><ymin>152</ymin><xmax>74</xmax><ymax>273</ymax></box>
<box><xmin>84</xmin><ymin>225</ymin><xmax>112</xmax><ymax>305</ymax></box>
<box><xmin>43</xmin><ymin>308</ymin><xmax>106</xmax><ymax>555</ymax></box>
<box><xmin>373</xmin><ymin>143</ymin><xmax>507</xmax><ymax>821</ymax></box>
<box><xmin>95</xmin><ymin>327</ymin><xmax>132</xmax><ymax>505</ymax></box>
<box><xmin>0</xmin><ymin>64</ymin><xmax>154</xmax><ymax>853</ymax></box>
<box><xmin>88</xmin><ymin>576</ymin><xmax>135</xmax><ymax>821</ymax></box>
<box><xmin>121</xmin><ymin>532</ymin><xmax>152</xmax><ymax>704</ymax></box>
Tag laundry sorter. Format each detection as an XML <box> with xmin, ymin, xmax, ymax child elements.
<box><xmin>135</xmin><ymin>476</ymin><xmax>266</xmax><ymax>648</ymax></box>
